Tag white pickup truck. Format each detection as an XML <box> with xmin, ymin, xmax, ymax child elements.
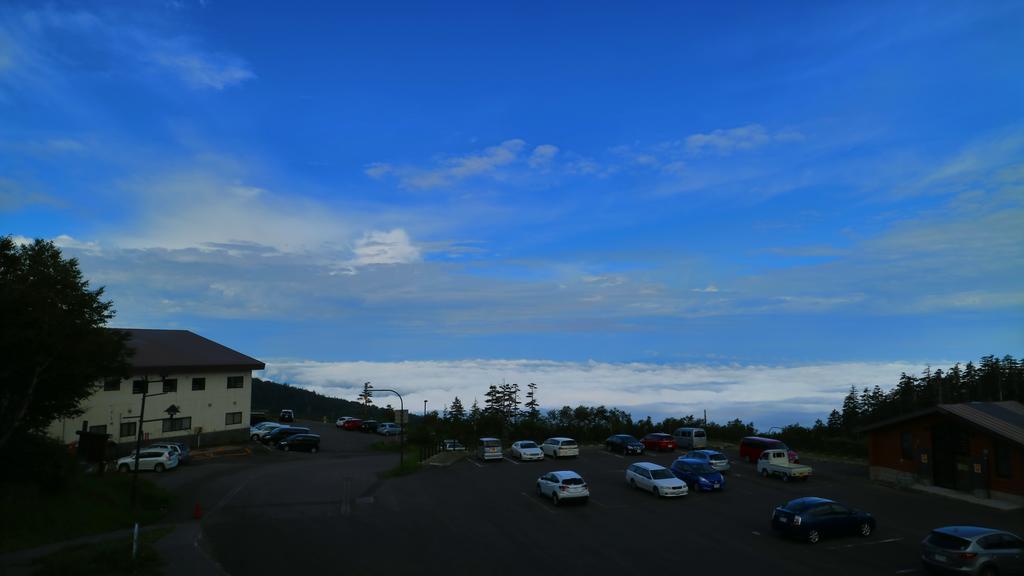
<box><xmin>757</xmin><ymin>450</ymin><xmax>813</xmax><ymax>482</ymax></box>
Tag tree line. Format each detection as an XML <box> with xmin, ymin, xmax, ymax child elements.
<box><xmin>419</xmin><ymin>354</ymin><xmax>1022</xmax><ymax>457</ymax></box>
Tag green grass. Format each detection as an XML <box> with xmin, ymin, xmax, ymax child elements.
<box><xmin>31</xmin><ymin>526</ymin><xmax>172</xmax><ymax>576</ymax></box>
<box><xmin>0</xmin><ymin>474</ymin><xmax>173</xmax><ymax>553</ymax></box>
<box><xmin>373</xmin><ymin>442</ymin><xmax>422</xmax><ymax>477</ymax></box>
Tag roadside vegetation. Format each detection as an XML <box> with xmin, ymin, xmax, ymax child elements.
<box><xmin>31</xmin><ymin>526</ymin><xmax>172</xmax><ymax>576</ymax></box>
<box><xmin>0</xmin><ymin>435</ymin><xmax>172</xmax><ymax>552</ymax></box>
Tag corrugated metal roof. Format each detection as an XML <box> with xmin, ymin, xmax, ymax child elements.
<box><xmin>939</xmin><ymin>401</ymin><xmax>1024</xmax><ymax>447</ymax></box>
<box><xmin>112</xmin><ymin>328</ymin><xmax>265</xmax><ymax>373</ymax></box>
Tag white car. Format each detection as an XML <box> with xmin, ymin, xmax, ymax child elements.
<box><xmin>541</xmin><ymin>437</ymin><xmax>579</xmax><ymax>458</ymax></box>
<box><xmin>377</xmin><ymin>423</ymin><xmax>402</xmax><ymax>436</ymax></box>
<box><xmin>250</xmin><ymin>421</ymin><xmax>280</xmax><ymax>441</ymax></box>
<box><xmin>117</xmin><ymin>447</ymin><xmax>179</xmax><ymax>473</ymax></box>
<box><xmin>536</xmin><ymin>470</ymin><xmax>589</xmax><ymax>505</ymax></box>
<box><xmin>335</xmin><ymin>416</ymin><xmax>355</xmax><ymax>428</ymax></box>
<box><xmin>626</xmin><ymin>462</ymin><xmax>688</xmax><ymax>497</ymax></box>
<box><xmin>510</xmin><ymin>440</ymin><xmax>544</xmax><ymax>461</ymax></box>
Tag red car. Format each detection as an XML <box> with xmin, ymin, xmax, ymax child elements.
<box><xmin>341</xmin><ymin>418</ymin><xmax>363</xmax><ymax>431</ymax></box>
<box><xmin>641</xmin><ymin>433</ymin><xmax>677</xmax><ymax>451</ymax></box>
<box><xmin>739</xmin><ymin>436</ymin><xmax>799</xmax><ymax>463</ymax></box>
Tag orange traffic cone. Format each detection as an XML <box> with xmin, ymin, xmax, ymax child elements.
<box><xmin>193</xmin><ymin>502</ymin><xmax>203</xmax><ymax>520</ymax></box>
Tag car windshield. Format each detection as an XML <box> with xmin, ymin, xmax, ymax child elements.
<box><xmin>650</xmin><ymin>469</ymin><xmax>674</xmax><ymax>480</ymax></box>
<box><xmin>708</xmin><ymin>453</ymin><xmax>727</xmax><ymax>461</ymax></box>
<box><xmin>483</xmin><ymin>440</ymin><xmax>500</xmax><ymax>447</ymax></box>
<box><xmin>694</xmin><ymin>430</ymin><xmax>706</xmax><ymax>437</ymax></box>
<box><xmin>519</xmin><ymin>442</ymin><xmax>538</xmax><ymax>449</ymax></box>
<box><xmin>561</xmin><ymin>477</ymin><xmax>584</xmax><ymax>485</ymax></box>
<box><xmin>560</xmin><ymin>440</ymin><xmax>577</xmax><ymax>446</ymax></box>
<box><xmin>694</xmin><ymin>464</ymin><xmax>716</xmax><ymax>474</ymax></box>
<box><xmin>927</xmin><ymin>532</ymin><xmax>972</xmax><ymax>551</ymax></box>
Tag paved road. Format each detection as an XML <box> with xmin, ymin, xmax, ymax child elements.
<box><xmin>189</xmin><ymin>433</ymin><xmax>1023</xmax><ymax>576</ymax></box>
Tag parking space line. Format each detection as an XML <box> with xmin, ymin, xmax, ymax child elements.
<box><xmin>520</xmin><ymin>491</ymin><xmax>556</xmax><ymax>514</ymax></box>
<box><xmin>503</xmin><ymin>457</ymin><xmax>521</xmax><ymax>465</ymax></box>
<box><xmin>894</xmin><ymin>569</ymin><xmax>919</xmax><ymax>575</ymax></box>
<box><xmin>826</xmin><ymin>537</ymin><xmax>903</xmax><ymax>551</ymax></box>
<box><xmin>469</xmin><ymin>459</ymin><xmax>484</xmax><ymax>468</ymax></box>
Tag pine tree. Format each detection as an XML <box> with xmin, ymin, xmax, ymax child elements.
<box><xmin>524</xmin><ymin>382</ymin><xmax>540</xmax><ymax>421</ymax></box>
<box><xmin>827</xmin><ymin>409</ymin><xmax>842</xmax><ymax>432</ymax></box>
<box><xmin>483</xmin><ymin>385</ymin><xmax>501</xmax><ymax>416</ymax></box>
<box><xmin>449</xmin><ymin>396</ymin><xmax>466</xmax><ymax>423</ymax></box>
<box><xmin>840</xmin><ymin>386</ymin><xmax>860</xmax><ymax>434</ymax></box>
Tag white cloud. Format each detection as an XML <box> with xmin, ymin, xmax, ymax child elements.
<box><xmin>348</xmin><ymin>228</ymin><xmax>421</xmax><ymax>267</ymax></box>
<box><xmin>685</xmin><ymin>124</ymin><xmax>803</xmax><ymax>156</ymax></box>
<box><xmin>260</xmin><ymin>358</ymin><xmax>930</xmax><ymax>426</ymax></box>
<box><xmin>691</xmin><ymin>285</ymin><xmax>719</xmax><ymax>293</ymax></box>
<box><xmin>147</xmin><ymin>46</ymin><xmax>254</xmax><ymax>90</ymax></box>
<box><xmin>528</xmin><ymin>144</ymin><xmax>559</xmax><ymax>168</ymax></box>
<box><xmin>52</xmin><ymin>234</ymin><xmax>101</xmax><ymax>253</ymax></box>
<box><xmin>370</xmin><ymin>139</ymin><xmax>571</xmax><ymax>189</ymax></box>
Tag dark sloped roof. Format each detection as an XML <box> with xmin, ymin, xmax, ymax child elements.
<box><xmin>114</xmin><ymin>328</ymin><xmax>265</xmax><ymax>374</ymax></box>
<box><xmin>860</xmin><ymin>401</ymin><xmax>1024</xmax><ymax>447</ymax></box>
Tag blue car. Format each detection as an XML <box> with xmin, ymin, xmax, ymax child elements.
<box><xmin>670</xmin><ymin>458</ymin><xmax>725</xmax><ymax>491</ymax></box>
<box><xmin>771</xmin><ymin>497</ymin><xmax>875</xmax><ymax>544</ymax></box>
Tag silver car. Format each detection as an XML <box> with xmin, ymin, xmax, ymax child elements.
<box><xmin>920</xmin><ymin>526</ymin><xmax>1023</xmax><ymax>575</ymax></box>
<box><xmin>684</xmin><ymin>449</ymin><xmax>731</xmax><ymax>473</ymax></box>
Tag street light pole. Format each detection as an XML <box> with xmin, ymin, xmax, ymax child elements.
<box><xmin>124</xmin><ymin>374</ymin><xmax>170</xmax><ymax>560</ymax></box>
<box><xmin>423</xmin><ymin>399</ymin><xmax>428</xmax><ymax>417</ymax></box>
<box><xmin>364</xmin><ymin>383</ymin><xmax>404</xmax><ymax>468</ymax></box>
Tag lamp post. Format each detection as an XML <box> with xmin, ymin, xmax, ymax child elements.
<box><xmin>121</xmin><ymin>375</ymin><xmax>183</xmax><ymax>560</ymax></box>
<box><xmin>423</xmin><ymin>400</ymin><xmax>428</xmax><ymax>417</ymax></box>
<box><xmin>364</xmin><ymin>382</ymin><xmax>404</xmax><ymax>468</ymax></box>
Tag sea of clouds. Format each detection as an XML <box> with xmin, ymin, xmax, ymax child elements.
<box><xmin>260</xmin><ymin>359</ymin><xmax>931</xmax><ymax>428</ymax></box>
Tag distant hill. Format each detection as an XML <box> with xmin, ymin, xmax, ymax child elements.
<box><xmin>252</xmin><ymin>377</ymin><xmax>408</xmax><ymax>422</ymax></box>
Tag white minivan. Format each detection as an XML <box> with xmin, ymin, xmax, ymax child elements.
<box><xmin>541</xmin><ymin>437</ymin><xmax>579</xmax><ymax>459</ymax></box>
<box><xmin>673</xmin><ymin>427</ymin><xmax>708</xmax><ymax>450</ymax></box>
<box><xmin>478</xmin><ymin>437</ymin><xmax>503</xmax><ymax>461</ymax></box>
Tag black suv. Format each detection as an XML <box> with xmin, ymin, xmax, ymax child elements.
<box><xmin>359</xmin><ymin>420</ymin><xmax>379</xmax><ymax>433</ymax></box>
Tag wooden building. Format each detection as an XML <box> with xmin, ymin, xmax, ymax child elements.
<box><xmin>861</xmin><ymin>401</ymin><xmax>1024</xmax><ymax>504</ymax></box>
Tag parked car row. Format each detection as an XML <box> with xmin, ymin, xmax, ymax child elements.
<box><xmin>250</xmin><ymin>421</ymin><xmax>321</xmax><ymax>453</ymax></box>
<box><xmin>336</xmin><ymin>416</ymin><xmax>404</xmax><ymax>435</ymax></box>
<box><xmin>114</xmin><ymin>440</ymin><xmax>190</xmax><ymax>473</ymax></box>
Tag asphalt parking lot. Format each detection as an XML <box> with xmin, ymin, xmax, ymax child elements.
<box><xmin>191</xmin><ymin>429</ymin><xmax>1023</xmax><ymax>576</ymax></box>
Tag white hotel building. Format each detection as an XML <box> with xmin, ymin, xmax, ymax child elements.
<box><xmin>48</xmin><ymin>328</ymin><xmax>265</xmax><ymax>448</ymax></box>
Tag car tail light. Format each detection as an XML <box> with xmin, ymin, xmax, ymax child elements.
<box><xmin>959</xmin><ymin>552</ymin><xmax>977</xmax><ymax>560</ymax></box>
<box><xmin>792</xmin><ymin>515</ymin><xmax>801</xmax><ymax>526</ymax></box>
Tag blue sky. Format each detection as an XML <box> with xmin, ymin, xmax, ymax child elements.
<box><xmin>2</xmin><ymin>1</ymin><xmax>1022</xmax><ymax>424</ymax></box>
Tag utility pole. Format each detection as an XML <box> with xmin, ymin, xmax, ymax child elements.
<box><xmin>423</xmin><ymin>399</ymin><xmax>428</xmax><ymax>417</ymax></box>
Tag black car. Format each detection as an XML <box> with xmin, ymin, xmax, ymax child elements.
<box><xmin>771</xmin><ymin>497</ymin><xmax>875</xmax><ymax>544</ymax></box>
<box><xmin>359</xmin><ymin>420</ymin><xmax>379</xmax><ymax>433</ymax></box>
<box><xmin>263</xmin><ymin>426</ymin><xmax>310</xmax><ymax>444</ymax></box>
<box><xmin>277</xmin><ymin>433</ymin><xmax>321</xmax><ymax>453</ymax></box>
<box><xmin>605</xmin><ymin>434</ymin><xmax>645</xmax><ymax>455</ymax></box>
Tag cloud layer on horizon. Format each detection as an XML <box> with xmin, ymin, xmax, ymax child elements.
<box><xmin>260</xmin><ymin>358</ymin><xmax>930</xmax><ymax>427</ymax></box>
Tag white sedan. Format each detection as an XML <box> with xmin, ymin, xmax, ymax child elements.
<box><xmin>510</xmin><ymin>440</ymin><xmax>544</xmax><ymax>461</ymax></box>
<box><xmin>536</xmin><ymin>471</ymin><xmax>589</xmax><ymax>505</ymax></box>
<box><xmin>626</xmin><ymin>462</ymin><xmax>688</xmax><ymax>497</ymax></box>
<box><xmin>117</xmin><ymin>447</ymin><xmax>179</xmax><ymax>473</ymax></box>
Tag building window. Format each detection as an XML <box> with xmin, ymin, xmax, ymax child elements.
<box><xmin>103</xmin><ymin>378</ymin><xmax>120</xmax><ymax>392</ymax></box>
<box><xmin>162</xmin><ymin>417</ymin><xmax>191</xmax><ymax>433</ymax></box>
<box><xmin>900</xmin><ymin>431</ymin><xmax>914</xmax><ymax>460</ymax></box>
<box><xmin>225</xmin><ymin>412</ymin><xmax>243</xmax><ymax>426</ymax></box>
<box><xmin>132</xmin><ymin>380</ymin><xmax>146</xmax><ymax>394</ymax></box>
<box><xmin>88</xmin><ymin>424</ymin><xmax>107</xmax><ymax>435</ymax></box>
<box><xmin>995</xmin><ymin>441</ymin><xmax>1012</xmax><ymax>478</ymax></box>
<box><xmin>192</xmin><ymin>377</ymin><xmax>206</xmax><ymax>391</ymax></box>
<box><xmin>120</xmin><ymin>421</ymin><xmax>137</xmax><ymax>438</ymax></box>
<box><xmin>162</xmin><ymin>379</ymin><xmax>178</xmax><ymax>393</ymax></box>
<box><xmin>227</xmin><ymin>376</ymin><xmax>244</xmax><ymax>389</ymax></box>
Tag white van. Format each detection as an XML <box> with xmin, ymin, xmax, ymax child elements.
<box><xmin>478</xmin><ymin>437</ymin><xmax>503</xmax><ymax>461</ymax></box>
<box><xmin>673</xmin><ymin>427</ymin><xmax>708</xmax><ymax>450</ymax></box>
